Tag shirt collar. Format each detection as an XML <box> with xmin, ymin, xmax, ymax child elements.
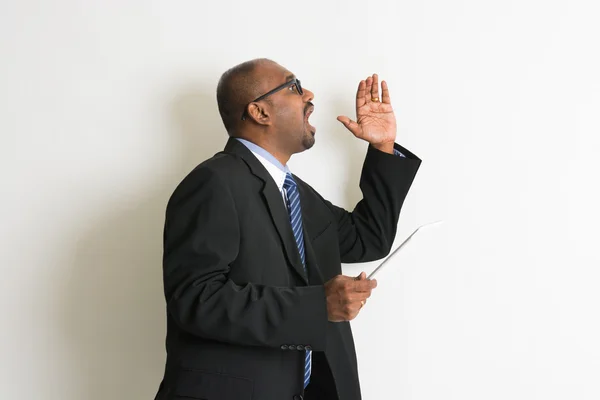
<box><xmin>236</xmin><ymin>138</ymin><xmax>290</xmax><ymax>192</ymax></box>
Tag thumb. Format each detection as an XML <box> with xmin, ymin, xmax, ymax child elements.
<box><xmin>337</xmin><ymin>116</ymin><xmax>362</xmax><ymax>137</ymax></box>
<box><xmin>354</xmin><ymin>271</ymin><xmax>366</xmax><ymax>281</ymax></box>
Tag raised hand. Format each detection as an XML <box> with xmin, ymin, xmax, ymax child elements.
<box><xmin>337</xmin><ymin>74</ymin><xmax>397</xmax><ymax>152</ymax></box>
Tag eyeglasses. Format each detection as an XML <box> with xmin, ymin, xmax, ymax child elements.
<box><xmin>241</xmin><ymin>78</ymin><xmax>303</xmax><ymax>120</ymax></box>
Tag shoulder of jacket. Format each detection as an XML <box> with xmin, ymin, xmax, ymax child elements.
<box><xmin>168</xmin><ymin>152</ymin><xmax>245</xmax><ymax>202</ymax></box>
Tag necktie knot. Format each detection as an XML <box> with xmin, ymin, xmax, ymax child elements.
<box><xmin>283</xmin><ymin>173</ymin><xmax>297</xmax><ymax>191</ymax></box>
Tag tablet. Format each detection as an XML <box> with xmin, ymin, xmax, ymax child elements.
<box><xmin>367</xmin><ymin>220</ymin><xmax>443</xmax><ymax>279</ymax></box>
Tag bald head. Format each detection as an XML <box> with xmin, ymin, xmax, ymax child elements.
<box><xmin>216</xmin><ymin>58</ymin><xmax>276</xmax><ymax>135</ymax></box>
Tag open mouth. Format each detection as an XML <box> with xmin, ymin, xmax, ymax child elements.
<box><xmin>305</xmin><ymin>106</ymin><xmax>313</xmax><ymax>119</ymax></box>
<box><xmin>305</xmin><ymin>106</ymin><xmax>316</xmax><ymax>133</ymax></box>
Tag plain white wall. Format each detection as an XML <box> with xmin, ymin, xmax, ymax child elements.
<box><xmin>2</xmin><ymin>1</ymin><xmax>599</xmax><ymax>399</ymax></box>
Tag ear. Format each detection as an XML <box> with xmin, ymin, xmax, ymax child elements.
<box><xmin>246</xmin><ymin>102</ymin><xmax>271</xmax><ymax>126</ymax></box>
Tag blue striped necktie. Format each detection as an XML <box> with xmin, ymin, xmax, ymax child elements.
<box><xmin>283</xmin><ymin>173</ymin><xmax>312</xmax><ymax>389</ymax></box>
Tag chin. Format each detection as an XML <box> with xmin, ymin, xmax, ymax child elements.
<box><xmin>302</xmin><ymin>132</ymin><xmax>316</xmax><ymax>150</ymax></box>
<box><xmin>304</xmin><ymin>124</ymin><xmax>316</xmax><ymax>145</ymax></box>
<box><xmin>291</xmin><ymin>126</ymin><xmax>316</xmax><ymax>154</ymax></box>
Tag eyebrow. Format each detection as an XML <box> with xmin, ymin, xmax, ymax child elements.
<box><xmin>284</xmin><ymin>74</ymin><xmax>296</xmax><ymax>82</ymax></box>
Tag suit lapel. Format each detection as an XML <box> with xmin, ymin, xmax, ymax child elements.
<box><xmin>303</xmin><ymin>226</ymin><xmax>325</xmax><ymax>285</ymax></box>
<box><xmin>223</xmin><ymin>138</ymin><xmax>309</xmax><ymax>285</ymax></box>
<box><xmin>261</xmin><ymin>181</ymin><xmax>309</xmax><ymax>284</ymax></box>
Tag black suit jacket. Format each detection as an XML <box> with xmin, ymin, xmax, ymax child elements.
<box><xmin>154</xmin><ymin>138</ymin><xmax>421</xmax><ymax>400</ymax></box>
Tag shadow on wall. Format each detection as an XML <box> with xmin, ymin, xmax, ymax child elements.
<box><xmin>60</xmin><ymin>85</ymin><xmax>226</xmax><ymax>400</ymax></box>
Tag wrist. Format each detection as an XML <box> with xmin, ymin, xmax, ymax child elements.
<box><xmin>370</xmin><ymin>141</ymin><xmax>395</xmax><ymax>154</ymax></box>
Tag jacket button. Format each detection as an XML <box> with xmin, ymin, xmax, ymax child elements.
<box><xmin>281</xmin><ymin>345</ymin><xmax>288</xmax><ymax>350</ymax></box>
<box><xmin>297</xmin><ymin>344</ymin><xmax>304</xmax><ymax>350</ymax></box>
<box><xmin>293</xmin><ymin>395</ymin><xmax>304</xmax><ymax>400</ymax></box>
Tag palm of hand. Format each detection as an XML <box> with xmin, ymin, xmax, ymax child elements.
<box><xmin>337</xmin><ymin>74</ymin><xmax>397</xmax><ymax>145</ymax></box>
<box><xmin>355</xmin><ymin>100</ymin><xmax>397</xmax><ymax>144</ymax></box>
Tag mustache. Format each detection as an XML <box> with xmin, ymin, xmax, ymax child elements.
<box><xmin>304</xmin><ymin>102</ymin><xmax>314</xmax><ymax>115</ymax></box>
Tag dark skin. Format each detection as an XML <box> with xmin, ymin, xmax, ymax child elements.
<box><xmin>237</xmin><ymin>60</ymin><xmax>401</xmax><ymax>321</ymax></box>
<box><xmin>236</xmin><ymin>61</ymin><xmax>317</xmax><ymax>164</ymax></box>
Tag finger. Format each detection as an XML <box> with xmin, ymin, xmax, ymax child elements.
<box><xmin>364</xmin><ymin>76</ymin><xmax>373</xmax><ymax>104</ymax></box>
<box><xmin>344</xmin><ymin>293</ymin><xmax>370</xmax><ymax>305</ymax></box>
<box><xmin>353</xmin><ymin>279</ymin><xmax>375</xmax><ymax>292</ymax></box>
<box><xmin>337</xmin><ymin>116</ymin><xmax>363</xmax><ymax>137</ymax></box>
<box><xmin>355</xmin><ymin>80</ymin><xmax>366</xmax><ymax>108</ymax></box>
<box><xmin>355</xmin><ymin>300</ymin><xmax>367</xmax><ymax>316</ymax></box>
<box><xmin>353</xmin><ymin>279</ymin><xmax>377</xmax><ymax>290</ymax></box>
<box><xmin>381</xmin><ymin>80</ymin><xmax>391</xmax><ymax>104</ymax></box>
<box><xmin>371</xmin><ymin>74</ymin><xmax>379</xmax><ymax>101</ymax></box>
<box><xmin>351</xmin><ymin>291</ymin><xmax>372</xmax><ymax>302</ymax></box>
<box><xmin>354</xmin><ymin>271</ymin><xmax>366</xmax><ymax>281</ymax></box>
<box><xmin>349</xmin><ymin>289</ymin><xmax>373</xmax><ymax>300</ymax></box>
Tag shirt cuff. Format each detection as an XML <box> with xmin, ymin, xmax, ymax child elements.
<box><xmin>393</xmin><ymin>149</ymin><xmax>406</xmax><ymax>158</ymax></box>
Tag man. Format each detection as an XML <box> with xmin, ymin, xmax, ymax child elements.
<box><xmin>154</xmin><ymin>58</ymin><xmax>421</xmax><ymax>400</ymax></box>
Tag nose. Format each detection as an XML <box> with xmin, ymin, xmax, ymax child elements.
<box><xmin>303</xmin><ymin>88</ymin><xmax>314</xmax><ymax>102</ymax></box>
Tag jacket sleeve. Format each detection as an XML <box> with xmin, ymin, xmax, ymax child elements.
<box><xmin>162</xmin><ymin>166</ymin><xmax>328</xmax><ymax>350</ymax></box>
<box><xmin>324</xmin><ymin>143</ymin><xmax>422</xmax><ymax>263</ymax></box>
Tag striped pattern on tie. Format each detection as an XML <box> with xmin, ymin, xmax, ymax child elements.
<box><xmin>283</xmin><ymin>173</ymin><xmax>312</xmax><ymax>389</ymax></box>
